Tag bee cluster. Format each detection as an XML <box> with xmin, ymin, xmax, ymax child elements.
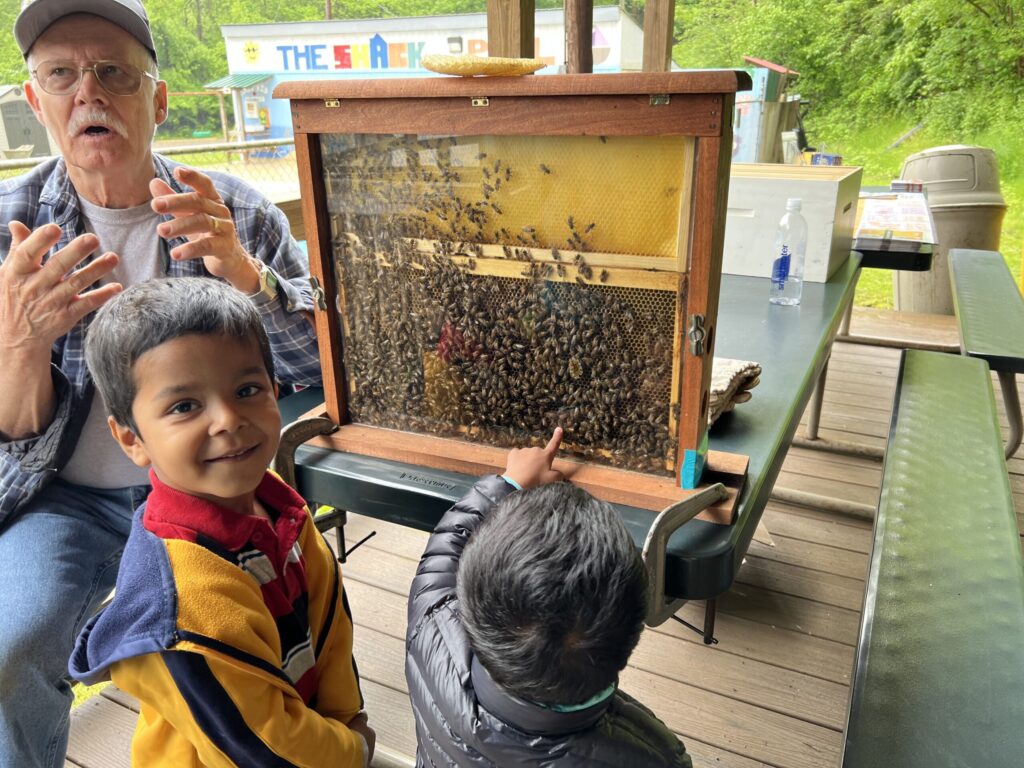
<box><xmin>322</xmin><ymin>134</ymin><xmax>680</xmax><ymax>474</ymax></box>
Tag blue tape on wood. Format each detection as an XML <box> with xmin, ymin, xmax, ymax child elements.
<box><xmin>680</xmin><ymin>433</ymin><xmax>708</xmax><ymax>490</ymax></box>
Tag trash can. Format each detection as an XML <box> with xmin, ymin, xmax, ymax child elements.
<box><xmin>894</xmin><ymin>145</ymin><xmax>1006</xmax><ymax>314</ymax></box>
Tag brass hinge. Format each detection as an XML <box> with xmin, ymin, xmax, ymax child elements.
<box><xmin>687</xmin><ymin>314</ymin><xmax>706</xmax><ymax>356</ymax></box>
<box><xmin>649</xmin><ymin>94</ymin><xmax>671</xmax><ymax>106</ymax></box>
<box><xmin>309</xmin><ymin>276</ymin><xmax>328</xmax><ymax>311</ymax></box>
<box><xmin>323</xmin><ymin>99</ymin><xmax>341</xmax><ymax>108</ymax></box>
<box><xmin>471</xmin><ymin>97</ymin><xmax>490</xmax><ymax>107</ymax></box>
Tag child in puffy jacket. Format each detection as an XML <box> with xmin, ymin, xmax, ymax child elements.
<box><xmin>405</xmin><ymin>426</ymin><xmax>691</xmax><ymax>767</ymax></box>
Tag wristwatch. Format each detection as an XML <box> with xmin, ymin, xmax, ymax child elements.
<box><xmin>250</xmin><ymin>262</ymin><xmax>279</xmax><ymax>304</ymax></box>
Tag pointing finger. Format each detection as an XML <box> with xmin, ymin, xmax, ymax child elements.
<box><xmin>544</xmin><ymin>426</ymin><xmax>563</xmax><ymax>456</ymax></box>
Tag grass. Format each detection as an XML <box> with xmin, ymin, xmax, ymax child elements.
<box><xmin>828</xmin><ymin>121</ymin><xmax>1023</xmax><ymax>308</ymax></box>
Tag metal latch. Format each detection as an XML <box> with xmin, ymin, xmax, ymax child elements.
<box><xmin>324</xmin><ymin>99</ymin><xmax>341</xmax><ymax>108</ymax></box>
<box><xmin>687</xmin><ymin>314</ymin><xmax>706</xmax><ymax>355</ymax></box>
<box><xmin>309</xmin><ymin>276</ymin><xmax>328</xmax><ymax>311</ymax></box>
<box><xmin>471</xmin><ymin>97</ymin><xmax>490</xmax><ymax>107</ymax></box>
<box><xmin>650</xmin><ymin>94</ymin><xmax>671</xmax><ymax>106</ymax></box>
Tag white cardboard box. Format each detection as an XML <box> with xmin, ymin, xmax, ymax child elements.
<box><xmin>722</xmin><ymin>163</ymin><xmax>862</xmax><ymax>282</ymax></box>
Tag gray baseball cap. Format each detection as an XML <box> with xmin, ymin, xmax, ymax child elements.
<box><xmin>15</xmin><ymin>0</ymin><xmax>158</xmax><ymax>63</ymax></box>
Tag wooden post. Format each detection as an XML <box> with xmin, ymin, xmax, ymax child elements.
<box><xmin>676</xmin><ymin>94</ymin><xmax>737</xmax><ymax>481</ymax></box>
<box><xmin>642</xmin><ymin>0</ymin><xmax>676</xmax><ymax>72</ymax></box>
<box><xmin>293</xmin><ymin>132</ymin><xmax>348</xmax><ymax>425</ymax></box>
<box><xmin>486</xmin><ymin>0</ymin><xmax>535</xmax><ymax>58</ymax></box>
<box><xmin>565</xmin><ymin>0</ymin><xmax>593</xmax><ymax>74</ymax></box>
<box><xmin>218</xmin><ymin>92</ymin><xmax>228</xmax><ymax>142</ymax></box>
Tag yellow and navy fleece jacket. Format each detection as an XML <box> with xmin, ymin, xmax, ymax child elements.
<box><xmin>69</xmin><ymin>471</ymin><xmax>367</xmax><ymax>767</ymax></box>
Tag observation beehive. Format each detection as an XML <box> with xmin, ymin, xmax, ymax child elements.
<box><xmin>277</xmin><ymin>72</ymin><xmax>747</xmax><ymax>499</ymax></box>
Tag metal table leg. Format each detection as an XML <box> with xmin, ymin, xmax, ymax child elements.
<box><xmin>997</xmin><ymin>372</ymin><xmax>1022</xmax><ymax>459</ymax></box>
<box><xmin>702</xmin><ymin>599</ymin><xmax>717</xmax><ymax>645</ymax></box>
<box><xmin>803</xmin><ymin>356</ymin><xmax>829</xmax><ymax>440</ymax></box>
<box><xmin>803</xmin><ymin>268</ymin><xmax>858</xmax><ymax>442</ymax></box>
<box><xmin>795</xmin><ymin>270</ymin><xmax>885</xmax><ymax>460</ymax></box>
<box><xmin>839</xmin><ymin>291</ymin><xmax>854</xmax><ymax>336</ymax></box>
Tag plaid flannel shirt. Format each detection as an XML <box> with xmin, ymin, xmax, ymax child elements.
<box><xmin>0</xmin><ymin>154</ymin><xmax>321</xmax><ymax>524</ymax></box>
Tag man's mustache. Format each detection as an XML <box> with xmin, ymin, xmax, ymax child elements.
<box><xmin>67</xmin><ymin>109</ymin><xmax>128</xmax><ymax>138</ymax></box>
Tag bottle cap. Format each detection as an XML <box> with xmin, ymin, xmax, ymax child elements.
<box><xmin>786</xmin><ymin>198</ymin><xmax>802</xmax><ymax>211</ymax></box>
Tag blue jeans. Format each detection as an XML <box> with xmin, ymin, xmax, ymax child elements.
<box><xmin>0</xmin><ymin>480</ymin><xmax>149</xmax><ymax>768</ymax></box>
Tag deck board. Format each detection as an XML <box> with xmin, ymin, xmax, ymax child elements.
<box><xmin>66</xmin><ymin>306</ymin><xmax>1023</xmax><ymax>767</ymax></box>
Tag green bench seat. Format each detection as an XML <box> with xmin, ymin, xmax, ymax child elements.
<box><xmin>949</xmin><ymin>248</ymin><xmax>1024</xmax><ymax>457</ymax></box>
<box><xmin>841</xmin><ymin>349</ymin><xmax>1024</xmax><ymax>767</ymax></box>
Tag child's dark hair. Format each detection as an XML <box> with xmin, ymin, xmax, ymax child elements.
<box><xmin>457</xmin><ymin>482</ymin><xmax>647</xmax><ymax>705</ymax></box>
<box><xmin>85</xmin><ymin>277</ymin><xmax>275</xmax><ymax>432</ymax></box>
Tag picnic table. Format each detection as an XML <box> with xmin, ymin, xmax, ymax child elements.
<box><xmin>281</xmin><ymin>253</ymin><xmax>862</xmax><ymax>643</ymax></box>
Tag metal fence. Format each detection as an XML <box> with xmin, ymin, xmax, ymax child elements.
<box><xmin>0</xmin><ymin>138</ymin><xmax>301</xmax><ymax>210</ymax></box>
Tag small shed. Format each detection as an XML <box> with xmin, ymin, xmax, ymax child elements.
<box><xmin>0</xmin><ymin>85</ymin><xmax>55</xmax><ymax>158</ymax></box>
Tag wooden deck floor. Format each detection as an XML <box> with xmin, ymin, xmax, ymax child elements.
<box><xmin>65</xmin><ymin>308</ymin><xmax>1024</xmax><ymax>768</ymax></box>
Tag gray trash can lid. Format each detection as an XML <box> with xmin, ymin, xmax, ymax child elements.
<box><xmin>901</xmin><ymin>144</ymin><xmax>1005</xmax><ymax>208</ymax></box>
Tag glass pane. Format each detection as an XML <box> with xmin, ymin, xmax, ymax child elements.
<box><xmin>321</xmin><ymin>132</ymin><xmax>689</xmax><ymax>474</ymax></box>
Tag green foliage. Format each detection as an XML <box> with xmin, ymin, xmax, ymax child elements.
<box><xmin>0</xmin><ymin>4</ymin><xmax>29</xmax><ymax>85</ymax></box>
<box><xmin>669</xmin><ymin>0</ymin><xmax>1024</xmax><ymax>139</ymax></box>
<box><xmin>664</xmin><ymin>0</ymin><xmax>1024</xmax><ymax>306</ymax></box>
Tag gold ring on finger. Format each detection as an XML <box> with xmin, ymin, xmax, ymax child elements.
<box><xmin>211</xmin><ymin>215</ymin><xmax>220</xmax><ymax>235</ymax></box>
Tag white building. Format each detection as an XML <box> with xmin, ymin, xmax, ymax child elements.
<box><xmin>211</xmin><ymin>7</ymin><xmax>646</xmax><ymax>142</ymax></box>
<box><xmin>0</xmin><ymin>85</ymin><xmax>56</xmax><ymax>158</ymax></box>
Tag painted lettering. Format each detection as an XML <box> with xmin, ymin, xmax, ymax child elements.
<box><xmin>468</xmin><ymin>38</ymin><xmax>487</xmax><ymax>55</ymax></box>
<box><xmin>296</xmin><ymin>46</ymin><xmax>315</xmax><ymax>69</ymax></box>
<box><xmin>276</xmin><ymin>45</ymin><xmax>296</xmax><ymax>69</ymax></box>
<box><xmin>281</xmin><ymin>44</ymin><xmax>329</xmax><ymax>71</ymax></box>
<box><xmin>309</xmin><ymin>44</ymin><xmax>328</xmax><ymax>70</ymax></box>
<box><xmin>351</xmin><ymin>43</ymin><xmax>370</xmax><ymax>69</ymax></box>
<box><xmin>388</xmin><ymin>42</ymin><xmax>408</xmax><ymax>68</ymax></box>
<box><xmin>406</xmin><ymin>41</ymin><xmax>425</xmax><ymax>69</ymax></box>
<box><xmin>334</xmin><ymin>44</ymin><xmax>351</xmax><ymax>69</ymax></box>
<box><xmin>370</xmin><ymin>34</ymin><xmax>388</xmax><ymax>69</ymax></box>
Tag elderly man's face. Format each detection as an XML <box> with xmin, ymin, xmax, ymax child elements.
<box><xmin>24</xmin><ymin>15</ymin><xmax>167</xmax><ymax>179</ymax></box>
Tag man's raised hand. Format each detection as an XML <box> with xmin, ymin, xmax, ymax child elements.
<box><xmin>150</xmin><ymin>167</ymin><xmax>259</xmax><ymax>293</ymax></box>
<box><xmin>0</xmin><ymin>221</ymin><xmax>120</xmax><ymax>355</ymax></box>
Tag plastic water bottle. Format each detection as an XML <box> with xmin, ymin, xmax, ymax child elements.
<box><xmin>769</xmin><ymin>198</ymin><xmax>807</xmax><ymax>305</ymax></box>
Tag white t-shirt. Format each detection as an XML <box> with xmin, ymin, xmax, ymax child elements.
<box><xmin>59</xmin><ymin>196</ymin><xmax>164</xmax><ymax>488</ymax></box>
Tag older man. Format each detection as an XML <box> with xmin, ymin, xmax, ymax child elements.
<box><xmin>0</xmin><ymin>1</ymin><xmax>320</xmax><ymax>764</ymax></box>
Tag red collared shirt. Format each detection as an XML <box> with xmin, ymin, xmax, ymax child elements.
<box><xmin>143</xmin><ymin>470</ymin><xmax>320</xmax><ymax>702</ymax></box>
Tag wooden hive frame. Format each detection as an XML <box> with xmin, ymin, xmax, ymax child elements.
<box><xmin>277</xmin><ymin>71</ymin><xmax>748</xmax><ymax>520</ymax></box>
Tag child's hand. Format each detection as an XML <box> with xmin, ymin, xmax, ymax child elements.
<box><xmin>347</xmin><ymin>711</ymin><xmax>376</xmax><ymax>765</ymax></box>
<box><xmin>503</xmin><ymin>427</ymin><xmax>563</xmax><ymax>490</ymax></box>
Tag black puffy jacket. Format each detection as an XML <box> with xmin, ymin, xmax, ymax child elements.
<box><xmin>405</xmin><ymin>475</ymin><xmax>693</xmax><ymax>767</ymax></box>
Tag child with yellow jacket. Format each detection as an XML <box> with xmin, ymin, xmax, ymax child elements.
<box><xmin>70</xmin><ymin>277</ymin><xmax>373</xmax><ymax>767</ymax></box>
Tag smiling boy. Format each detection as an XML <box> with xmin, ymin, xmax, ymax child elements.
<box><xmin>69</xmin><ymin>278</ymin><xmax>373</xmax><ymax>767</ymax></box>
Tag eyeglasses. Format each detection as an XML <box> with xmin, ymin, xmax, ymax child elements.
<box><xmin>31</xmin><ymin>60</ymin><xmax>156</xmax><ymax>96</ymax></box>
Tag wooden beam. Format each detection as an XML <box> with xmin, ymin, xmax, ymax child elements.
<box><xmin>676</xmin><ymin>97</ymin><xmax>736</xmax><ymax>472</ymax></box>
<box><xmin>642</xmin><ymin>0</ymin><xmax>676</xmax><ymax>72</ymax></box>
<box><xmin>292</xmin><ymin>132</ymin><xmax>348</xmax><ymax>426</ymax></box>
<box><xmin>565</xmin><ymin>0</ymin><xmax>593</xmax><ymax>74</ymax></box>
<box><xmin>486</xmin><ymin>0</ymin><xmax>535</xmax><ymax>58</ymax></box>
<box><xmin>307</xmin><ymin>422</ymin><xmax>747</xmax><ymax>524</ymax></box>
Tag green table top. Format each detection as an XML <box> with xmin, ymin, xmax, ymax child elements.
<box><xmin>842</xmin><ymin>349</ymin><xmax>1024</xmax><ymax>767</ymax></box>
<box><xmin>949</xmin><ymin>249</ymin><xmax>1024</xmax><ymax>374</ymax></box>
<box><xmin>286</xmin><ymin>254</ymin><xmax>862</xmax><ymax>600</ymax></box>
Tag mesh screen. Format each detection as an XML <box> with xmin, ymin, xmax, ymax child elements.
<box><xmin>321</xmin><ymin>133</ymin><xmax>685</xmax><ymax>474</ymax></box>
